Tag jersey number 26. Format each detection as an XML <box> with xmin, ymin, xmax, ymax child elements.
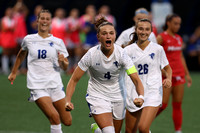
<box><xmin>138</xmin><ymin>64</ymin><xmax>149</xmax><ymax>75</ymax></box>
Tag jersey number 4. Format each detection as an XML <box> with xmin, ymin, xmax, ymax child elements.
<box><xmin>138</xmin><ymin>64</ymin><xmax>149</xmax><ymax>75</ymax></box>
<box><xmin>38</xmin><ymin>49</ymin><xmax>47</xmax><ymax>59</ymax></box>
<box><xmin>104</xmin><ymin>72</ymin><xmax>111</xmax><ymax>79</ymax></box>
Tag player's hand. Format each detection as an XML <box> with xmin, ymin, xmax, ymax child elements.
<box><xmin>65</xmin><ymin>102</ymin><xmax>74</xmax><ymax>111</ymax></box>
<box><xmin>58</xmin><ymin>52</ymin><xmax>65</xmax><ymax>63</ymax></box>
<box><xmin>162</xmin><ymin>78</ymin><xmax>172</xmax><ymax>88</ymax></box>
<box><xmin>8</xmin><ymin>73</ymin><xmax>16</xmax><ymax>83</ymax></box>
<box><xmin>133</xmin><ymin>98</ymin><xmax>144</xmax><ymax>107</ymax></box>
<box><xmin>186</xmin><ymin>75</ymin><xmax>192</xmax><ymax>88</ymax></box>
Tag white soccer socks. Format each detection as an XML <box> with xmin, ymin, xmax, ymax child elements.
<box><xmin>102</xmin><ymin>126</ymin><xmax>115</xmax><ymax>133</ymax></box>
<box><xmin>51</xmin><ymin>124</ymin><xmax>63</xmax><ymax>133</ymax></box>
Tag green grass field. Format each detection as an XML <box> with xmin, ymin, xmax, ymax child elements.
<box><xmin>0</xmin><ymin>72</ymin><xmax>200</xmax><ymax>133</ymax></box>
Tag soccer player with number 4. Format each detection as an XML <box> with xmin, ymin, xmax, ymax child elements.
<box><xmin>65</xmin><ymin>16</ymin><xmax>144</xmax><ymax>133</ymax></box>
<box><xmin>124</xmin><ymin>19</ymin><xmax>172</xmax><ymax>133</ymax></box>
<box><xmin>8</xmin><ymin>9</ymin><xmax>72</xmax><ymax>133</ymax></box>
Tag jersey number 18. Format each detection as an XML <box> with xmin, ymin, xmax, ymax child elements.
<box><xmin>38</xmin><ymin>49</ymin><xmax>47</xmax><ymax>59</ymax></box>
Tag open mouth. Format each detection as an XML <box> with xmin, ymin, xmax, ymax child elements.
<box><xmin>106</xmin><ymin>40</ymin><xmax>111</xmax><ymax>44</ymax></box>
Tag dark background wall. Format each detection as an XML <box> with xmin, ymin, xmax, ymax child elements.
<box><xmin>1</xmin><ymin>0</ymin><xmax>200</xmax><ymax>36</ymax></box>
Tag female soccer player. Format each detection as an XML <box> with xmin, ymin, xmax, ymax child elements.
<box><xmin>8</xmin><ymin>9</ymin><xmax>72</xmax><ymax>133</ymax></box>
<box><xmin>124</xmin><ymin>19</ymin><xmax>172</xmax><ymax>133</ymax></box>
<box><xmin>65</xmin><ymin>16</ymin><xmax>144</xmax><ymax>133</ymax></box>
<box><xmin>115</xmin><ymin>8</ymin><xmax>157</xmax><ymax>48</ymax></box>
<box><xmin>156</xmin><ymin>14</ymin><xmax>192</xmax><ymax>133</ymax></box>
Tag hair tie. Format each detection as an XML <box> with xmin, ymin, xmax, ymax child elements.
<box><xmin>135</xmin><ymin>9</ymin><xmax>149</xmax><ymax>16</ymax></box>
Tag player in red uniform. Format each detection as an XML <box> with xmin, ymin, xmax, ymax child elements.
<box><xmin>156</xmin><ymin>14</ymin><xmax>192</xmax><ymax>133</ymax></box>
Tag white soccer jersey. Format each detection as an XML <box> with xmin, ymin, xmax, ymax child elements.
<box><xmin>115</xmin><ymin>26</ymin><xmax>157</xmax><ymax>46</ymax></box>
<box><xmin>78</xmin><ymin>44</ymin><xmax>134</xmax><ymax>101</ymax></box>
<box><xmin>124</xmin><ymin>42</ymin><xmax>169</xmax><ymax>111</ymax></box>
<box><xmin>21</xmin><ymin>33</ymin><xmax>69</xmax><ymax>89</ymax></box>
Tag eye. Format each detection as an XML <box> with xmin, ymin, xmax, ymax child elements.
<box><xmin>101</xmin><ymin>32</ymin><xmax>107</xmax><ymax>35</ymax></box>
<box><xmin>145</xmin><ymin>28</ymin><xmax>151</xmax><ymax>31</ymax></box>
<box><xmin>138</xmin><ymin>27</ymin><xmax>143</xmax><ymax>30</ymax></box>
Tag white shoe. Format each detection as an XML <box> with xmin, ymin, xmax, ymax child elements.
<box><xmin>175</xmin><ymin>131</ymin><xmax>182</xmax><ymax>133</ymax></box>
<box><xmin>149</xmin><ymin>130</ymin><xmax>151</xmax><ymax>133</ymax></box>
<box><xmin>91</xmin><ymin>123</ymin><xmax>102</xmax><ymax>133</ymax></box>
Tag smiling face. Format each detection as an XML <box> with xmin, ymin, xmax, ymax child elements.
<box><xmin>97</xmin><ymin>25</ymin><xmax>116</xmax><ymax>52</ymax></box>
<box><xmin>37</xmin><ymin>12</ymin><xmax>52</xmax><ymax>33</ymax></box>
<box><xmin>136</xmin><ymin>21</ymin><xmax>152</xmax><ymax>43</ymax></box>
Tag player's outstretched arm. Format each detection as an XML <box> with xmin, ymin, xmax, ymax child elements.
<box><xmin>129</xmin><ymin>72</ymin><xmax>144</xmax><ymax>107</ymax></box>
<box><xmin>65</xmin><ymin>66</ymin><xmax>85</xmax><ymax>111</ymax></box>
<box><xmin>8</xmin><ymin>48</ymin><xmax>27</xmax><ymax>83</ymax></box>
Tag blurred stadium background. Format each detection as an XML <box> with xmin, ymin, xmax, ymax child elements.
<box><xmin>0</xmin><ymin>0</ymin><xmax>200</xmax><ymax>133</ymax></box>
<box><xmin>1</xmin><ymin>0</ymin><xmax>200</xmax><ymax>70</ymax></box>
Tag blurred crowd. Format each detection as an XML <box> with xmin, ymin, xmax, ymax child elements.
<box><xmin>0</xmin><ymin>0</ymin><xmax>199</xmax><ymax>75</ymax></box>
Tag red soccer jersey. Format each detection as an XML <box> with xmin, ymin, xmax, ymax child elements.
<box><xmin>1</xmin><ymin>16</ymin><xmax>17</xmax><ymax>48</ymax></box>
<box><xmin>51</xmin><ymin>18</ymin><xmax>67</xmax><ymax>44</ymax></box>
<box><xmin>160</xmin><ymin>31</ymin><xmax>185</xmax><ymax>77</ymax></box>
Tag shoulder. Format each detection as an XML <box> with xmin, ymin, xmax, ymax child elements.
<box><xmin>175</xmin><ymin>34</ymin><xmax>182</xmax><ymax>39</ymax></box>
<box><xmin>23</xmin><ymin>34</ymin><xmax>37</xmax><ymax>41</ymax></box>
<box><xmin>124</xmin><ymin>43</ymin><xmax>136</xmax><ymax>50</ymax></box>
<box><xmin>149</xmin><ymin>32</ymin><xmax>156</xmax><ymax>38</ymax></box>
<box><xmin>81</xmin><ymin>45</ymin><xmax>100</xmax><ymax>62</ymax></box>
<box><xmin>150</xmin><ymin>41</ymin><xmax>162</xmax><ymax>47</ymax></box>
<box><xmin>50</xmin><ymin>35</ymin><xmax>63</xmax><ymax>43</ymax></box>
<box><xmin>157</xmin><ymin>32</ymin><xmax>165</xmax><ymax>44</ymax></box>
<box><xmin>159</xmin><ymin>32</ymin><xmax>167</xmax><ymax>38</ymax></box>
<box><xmin>122</xmin><ymin>26</ymin><xmax>134</xmax><ymax>34</ymax></box>
<box><xmin>114</xmin><ymin>44</ymin><xmax>124</xmax><ymax>52</ymax></box>
<box><xmin>114</xmin><ymin>45</ymin><xmax>130</xmax><ymax>59</ymax></box>
<box><xmin>119</xmin><ymin>26</ymin><xmax>134</xmax><ymax>36</ymax></box>
<box><xmin>87</xmin><ymin>45</ymin><xmax>100</xmax><ymax>54</ymax></box>
<box><xmin>150</xmin><ymin>42</ymin><xmax>164</xmax><ymax>52</ymax></box>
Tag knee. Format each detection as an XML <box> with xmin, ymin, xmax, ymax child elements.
<box><xmin>62</xmin><ymin>119</ymin><xmax>72</xmax><ymax>126</ymax></box>
<box><xmin>49</xmin><ymin>112</ymin><xmax>61</xmax><ymax>125</ymax></box>
<box><xmin>62</xmin><ymin>115</ymin><xmax>72</xmax><ymax>126</ymax></box>
<box><xmin>125</xmin><ymin>125</ymin><xmax>137</xmax><ymax>133</ymax></box>
<box><xmin>138</xmin><ymin>124</ymin><xmax>149</xmax><ymax>133</ymax></box>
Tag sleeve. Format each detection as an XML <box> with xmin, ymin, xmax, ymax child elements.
<box><xmin>121</xmin><ymin>50</ymin><xmax>135</xmax><ymax>70</ymax></box>
<box><xmin>149</xmin><ymin>32</ymin><xmax>157</xmax><ymax>43</ymax></box>
<box><xmin>78</xmin><ymin>50</ymin><xmax>91</xmax><ymax>71</ymax></box>
<box><xmin>115</xmin><ymin>31</ymin><xmax>129</xmax><ymax>46</ymax></box>
<box><xmin>122</xmin><ymin>48</ymin><xmax>137</xmax><ymax>75</ymax></box>
<box><xmin>21</xmin><ymin>36</ymin><xmax>28</xmax><ymax>51</ymax></box>
<box><xmin>58</xmin><ymin>39</ymin><xmax>69</xmax><ymax>58</ymax></box>
<box><xmin>160</xmin><ymin>46</ymin><xmax>169</xmax><ymax>69</ymax></box>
